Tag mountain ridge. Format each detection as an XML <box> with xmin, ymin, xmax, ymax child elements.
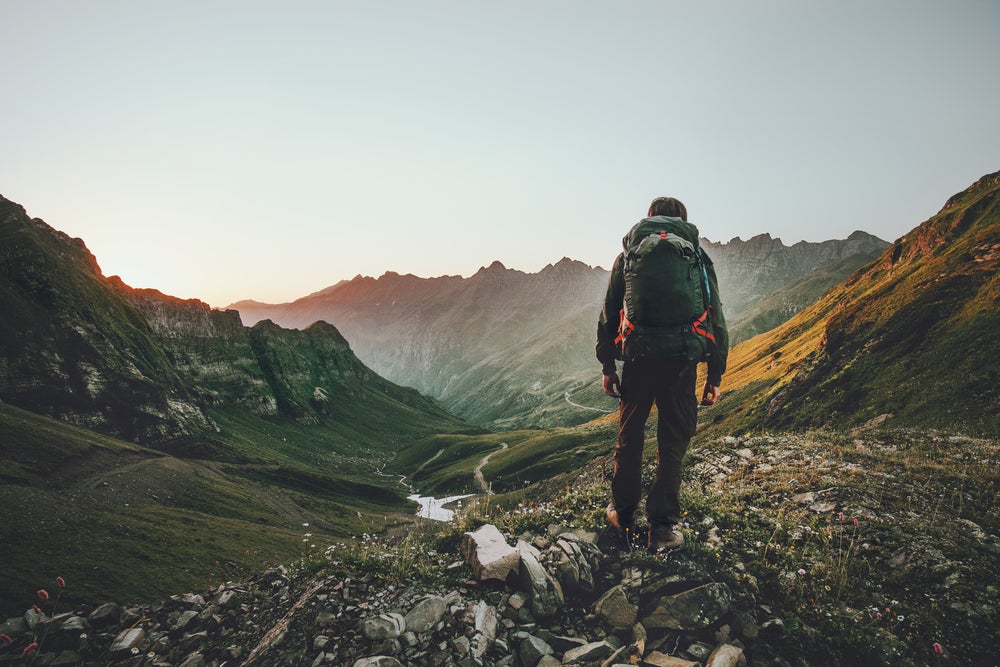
<box><xmin>229</xmin><ymin>233</ymin><xmax>889</xmax><ymax>428</ymax></box>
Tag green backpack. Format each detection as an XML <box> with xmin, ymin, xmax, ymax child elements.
<box><xmin>615</xmin><ymin>216</ymin><xmax>716</xmax><ymax>363</ymax></box>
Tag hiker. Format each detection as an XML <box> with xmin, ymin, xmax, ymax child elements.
<box><xmin>596</xmin><ymin>196</ymin><xmax>729</xmax><ymax>552</ymax></box>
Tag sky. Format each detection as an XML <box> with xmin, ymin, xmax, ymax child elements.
<box><xmin>2</xmin><ymin>1</ymin><xmax>998</xmax><ymax>307</ymax></box>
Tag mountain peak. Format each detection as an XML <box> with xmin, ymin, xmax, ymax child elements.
<box><xmin>475</xmin><ymin>260</ymin><xmax>508</xmax><ymax>275</ymax></box>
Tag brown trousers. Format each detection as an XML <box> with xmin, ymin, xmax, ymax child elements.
<box><xmin>611</xmin><ymin>358</ymin><xmax>698</xmax><ymax>527</ymax></box>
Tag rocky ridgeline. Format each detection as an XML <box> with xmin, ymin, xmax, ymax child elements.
<box><xmin>0</xmin><ymin>522</ymin><xmax>775</xmax><ymax>667</ymax></box>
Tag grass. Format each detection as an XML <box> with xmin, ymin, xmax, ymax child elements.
<box><xmin>0</xmin><ymin>402</ymin><xmax>419</xmax><ymax>617</ymax></box>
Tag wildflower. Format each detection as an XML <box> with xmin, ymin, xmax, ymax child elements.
<box><xmin>933</xmin><ymin>643</ymin><xmax>943</xmax><ymax>655</ymax></box>
<box><xmin>876</xmin><ymin>612</ymin><xmax>883</xmax><ymax>620</ymax></box>
<box><xmin>797</xmin><ymin>569</ymin><xmax>807</xmax><ymax>576</ymax></box>
<box><xmin>838</xmin><ymin>512</ymin><xmax>845</xmax><ymax>521</ymax></box>
<box><xmin>23</xmin><ymin>642</ymin><xmax>38</xmax><ymax>656</ymax></box>
<box><xmin>0</xmin><ymin>634</ymin><xmax>11</xmax><ymax>646</ymax></box>
<box><xmin>56</xmin><ymin>576</ymin><xmax>66</xmax><ymax>588</ymax></box>
<box><xmin>148</xmin><ymin>651</ymin><xmax>157</xmax><ymax>658</ymax></box>
<box><xmin>32</xmin><ymin>604</ymin><xmax>43</xmax><ymax>615</ymax></box>
<box><xmin>302</xmin><ymin>523</ymin><xmax>309</xmax><ymax>527</ymax></box>
<box><xmin>853</xmin><ymin>518</ymin><xmax>859</xmax><ymax>527</ymax></box>
<box><xmin>131</xmin><ymin>647</ymin><xmax>140</xmax><ymax>655</ymax></box>
<box><xmin>37</xmin><ymin>589</ymin><xmax>49</xmax><ymax>601</ymax></box>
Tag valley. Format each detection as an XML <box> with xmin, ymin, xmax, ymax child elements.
<box><xmin>1</xmin><ymin>170</ymin><xmax>997</xmax><ymax>665</ymax></box>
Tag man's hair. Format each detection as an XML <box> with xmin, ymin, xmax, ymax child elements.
<box><xmin>648</xmin><ymin>197</ymin><xmax>687</xmax><ymax>221</ymax></box>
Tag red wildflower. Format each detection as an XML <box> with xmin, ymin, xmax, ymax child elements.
<box><xmin>37</xmin><ymin>589</ymin><xmax>49</xmax><ymax>601</ymax></box>
<box><xmin>23</xmin><ymin>642</ymin><xmax>38</xmax><ymax>656</ymax></box>
<box><xmin>853</xmin><ymin>517</ymin><xmax>859</xmax><ymax>527</ymax></box>
<box><xmin>32</xmin><ymin>605</ymin><xmax>42</xmax><ymax>615</ymax></box>
<box><xmin>56</xmin><ymin>576</ymin><xmax>66</xmax><ymax>588</ymax></box>
<box><xmin>933</xmin><ymin>643</ymin><xmax>944</xmax><ymax>655</ymax></box>
<box><xmin>0</xmin><ymin>633</ymin><xmax>11</xmax><ymax>645</ymax></box>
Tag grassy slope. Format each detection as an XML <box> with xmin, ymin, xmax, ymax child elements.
<box><xmin>697</xmin><ymin>172</ymin><xmax>1000</xmax><ymax>438</ymax></box>
<box><xmin>0</xmin><ymin>402</ymin><xmax>424</xmax><ymax>617</ymax></box>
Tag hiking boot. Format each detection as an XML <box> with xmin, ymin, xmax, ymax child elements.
<box><xmin>606</xmin><ymin>503</ymin><xmax>634</xmax><ymax>537</ymax></box>
<box><xmin>648</xmin><ymin>524</ymin><xmax>684</xmax><ymax>552</ymax></box>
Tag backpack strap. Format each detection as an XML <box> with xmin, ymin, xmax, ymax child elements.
<box><xmin>692</xmin><ymin>308</ymin><xmax>717</xmax><ymax>343</ymax></box>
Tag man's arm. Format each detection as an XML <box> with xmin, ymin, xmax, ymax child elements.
<box><xmin>596</xmin><ymin>253</ymin><xmax>625</xmax><ymax>397</ymax></box>
<box><xmin>701</xmin><ymin>250</ymin><xmax>729</xmax><ymax>402</ymax></box>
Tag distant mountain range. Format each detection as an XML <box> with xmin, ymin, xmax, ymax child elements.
<box><xmin>231</xmin><ymin>232</ymin><xmax>889</xmax><ymax>428</ymax></box>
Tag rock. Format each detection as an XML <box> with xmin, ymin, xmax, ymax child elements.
<box><xmin>173</xmin><ymin>609</ymin><xmax>199</xmax><ymax>632</ymax></box>
<box><xmin>24</xmin><ymin>606</ymin><xmax>46</xmax><ymax>630</ymax></box>
<box><xmin>451</xmin><ymin>635</ymin><xmax>471</xmax><ymax>656</ymax></box>
<box><xmin>594</xmin><ymin>586</ymin><xmax>638</xmax><ymax>629</ymax></box>
<box><xmin>361</xmin><ymin>613</ymin><xmax>406</xmax><ymax>640</ymax></box>
<box><xmin>517</xmin><ymin>541</ymin><xmax>563</xmax><ymax>618</ymax></box>
<box><xmin>473</xmin><ymin>601</ymin><xmax>498</xmax><ymax>658</ymax></box>
<box><xmin>633</xmin><ymin>622</ymin><xmax>647</xmax><ymax>656</ymax></box>
<box><xmin>352</xmin><ymin>656</ymin><xmax>404</xmax><ymax>667</ymax></box>
<box><xmin>0</xmin><ymin>616</ymin><xmax>28</xmax><ymax>637</ymax></box>
<box><xmin>215</xmin><ymin>589</ymin><xmax>239</xmax><ymax>609</ymax></box>
<box><xmin>178</xmin><ymin>653</ymin><xmax>207</xmax><ymax>667</ymax></box>
<box><xmin>404</xmin><ymin>595</ymin><xmax>448</xmax><ymax>633</ymax></box>
<box><xmin>562</xmin><ymin>640</ymin><xmax>614</xmax><ymax>663</ymax></box>
<box><xmin>642</xmin><ymin>652</ymin><xmax>699</xmax><ymax>667</ymax></box>
<box><xmin>110</xmin><ymin>627</ymin><xmax>145</xmax><ymax>654</ymax></box>
<box><xmin>537</xmin><ymin>656</ymin><xmax>561</xmax><ymax>667</ymax></box>
<box><xmin>642</xmin><ymin>583</ymin><xmax>732</xmax><ymax>630</ymax></box>
<box><xmin>461</xmin><ymin>524</ymin><xmax>521</xmax><ymax>582</ymax></box>
<box><xmin>706</xmin><ymin>643</ymin><xmax>747</xmax><ymax>667</ymax></box>
<box><xmin>87</xmin><ymin>602</ymin><xmax>120</xmax><ymax>628</ymax></box>
<box><xmin>519</xmin><ymin>635</ymin><xmax>554</xmax><ymax>666</ymax></box>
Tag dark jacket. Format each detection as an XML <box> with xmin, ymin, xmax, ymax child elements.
<box><xmin>596</xmin><ymin>235</ymin><xmax>729</xmax><ymax>386</ymax></box>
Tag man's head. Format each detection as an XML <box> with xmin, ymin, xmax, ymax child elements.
<box><xmin>648</xmin><ymin>197</ymin><xmax>687</xmax><ymax>221</ymax></box>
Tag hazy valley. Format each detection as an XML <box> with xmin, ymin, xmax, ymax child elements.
<box><xmin>1</xmin><ymin>171</ymin><xmax>997</xmax><ymax>665</ymax></box>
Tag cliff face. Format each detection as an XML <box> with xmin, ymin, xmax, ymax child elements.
<box><xmin>0</xmin><ymin>198</ymin><xmax>212</xmax><ymax>445</ymax></box>
<box><xmin>702</xmin><ymin>231</ymin><xmax>890</xmax><ymax>317</ymax></box>
<box><xmin>0</xmin><ymin>195</ymin><xmax>464</xmax><ymax>449</ymax></box>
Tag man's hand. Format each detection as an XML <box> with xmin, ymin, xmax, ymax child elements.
<box><xmin>701</xmin><ymin>381</ymin><xmax>721</xmax><ymax>406</ymax></box>
<box><xmin>603</xmin><ymin>372</ymin><xmax>621</xmax><ymax>398</ymax></box>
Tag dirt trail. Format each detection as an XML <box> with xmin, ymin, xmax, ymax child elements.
<box><xmin>473</xmin><ymin>442</ymin><xmax>508</xmax><ymax>494</ymax></box>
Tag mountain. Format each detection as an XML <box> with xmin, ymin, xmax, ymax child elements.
<box><xmin>707</xmin><ymin>170</ymin><xmax>1000</xmax><ymax>436</ymax></box>
<box><xmin>230</xmin><ymin>234</ymin><xmax>889</xmax><ymax>430</ymax></box>
<box><xmin>0</xmin><ymin>195</ymin><xmax>474</xmax><ymax>613</ymax></box>
<box><xmin>232</xmin><ymin>259</ymin><xmax>615</xmax><ymax>429</ymax></box>
<box><xmin>726</xmin><ymin>248</ymin><xmax>886</xmax><ymax>344</ymax></box>
<box><xmin>703</xmin><ymin>230</ymin><xmax>891</xmax><ymax>318</ymax></box>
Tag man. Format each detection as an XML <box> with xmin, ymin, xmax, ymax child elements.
<box><xmin>596</xmin><ymin>196</ymin><xmax>728</xmax><ymax>552</ymax></box>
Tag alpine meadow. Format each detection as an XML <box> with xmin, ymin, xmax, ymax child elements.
<box><xmin>1</xmin><ymin>171</ymin><xmax>998</xmax><ymax>666</ymax></box>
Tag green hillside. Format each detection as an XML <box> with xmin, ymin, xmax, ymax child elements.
<box><xmin>707</xmin><ymin>170</ymin><xmax>1000</xmax><ymax>437</ymax></box>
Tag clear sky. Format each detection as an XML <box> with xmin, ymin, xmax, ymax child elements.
<box><xmin>2</xmin><ymin>1</ymin><xmax>998</xmax><ymax>307</ymax></box>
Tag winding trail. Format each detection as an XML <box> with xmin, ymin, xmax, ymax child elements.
<box><xmin>564</xmin><ymin>390</ymin><xmax>615</xmax><ymax>413</ymax></box>
<box><xmin>473</xmin><ymin>442</ymin><xmax>508</xmax><ymax>494</ymax></box>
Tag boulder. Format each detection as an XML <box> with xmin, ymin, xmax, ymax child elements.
<box><xmin>404</xmin><ymin>595</ymin><xmax>447</xmax><ymax>633</ymax></box>
<box><xmin>360</xmin><ymin>613</ymin><xmax>406</xmax><ymax>640</ymax></box>
<box><xmin>562</xmin><ymin>640</ymin><xmax>614</xmax><ymax>663</ymax></box>
<box><xmin>642</xmin><ymin>582</ymin><xmax>732</xmax><ymax>630</ymax></box>
<box><xmin>517</xmin><ymin>541</ymin><xmax>564</xmax><ymax>618</ymax></box>
<box><xmin>706</xmin><ymin>643</ymin><xmax>747</xmax><ymax>667</ymax></box>
<box><xmin>594</xmin><ymin>586</ymin><xmax>638</xmax><ymax>629</ymax></box>
<box><xmin>461</xmin><ymin>524</ymin><xmax>521</xmax><ymax>581</ymax></box>
<box><xmin>519</xmin><ymin>634</ymin><xmax>553</xmax><ymax>666</ymax></box>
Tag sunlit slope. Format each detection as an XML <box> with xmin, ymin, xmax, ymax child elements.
<box><xmin>713</xmin><ymin>170</ymin><xmax>999</xmax><ymax>436</ymax></box>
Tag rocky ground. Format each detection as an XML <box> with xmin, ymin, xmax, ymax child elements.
<box><xmin>2</xmin><ymin>427</ymin><xmax>997</xmax><ymax>666</ymax></box>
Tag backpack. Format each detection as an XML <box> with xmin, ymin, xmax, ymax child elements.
<box><xmin>614</xmin><ymin>216</ymin><xmax>717</xmax><ymax>363</ymax></box>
